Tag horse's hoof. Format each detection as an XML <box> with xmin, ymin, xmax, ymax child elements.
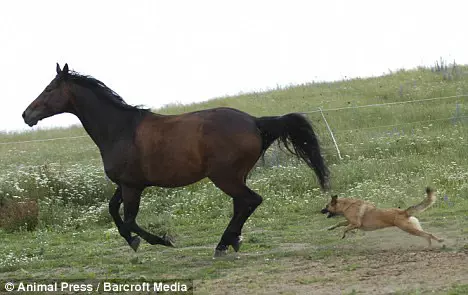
<box><xmin>163</xmin><ymin>234</ymin><xmax>175</xmax><ymax>247</ymax></box>
<box><xmin>232</xmin><ymin>235</ymin><xmax>243</xmax><ymax>252</ymax></box>
<box><xmin>213</xmin><ymin>249</ymin><xmax>228</xmax><ymax>258</ymax></box>
<box><xmin>130</xmin><ymin>236</ymin><xmax>141</xmax><ymax>252</ymax></box>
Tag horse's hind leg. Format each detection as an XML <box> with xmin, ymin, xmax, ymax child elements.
<box><xmin>121</xmin><ymin>185</ymin><xmax>174</xmax><ymax>251</ymax></box>
<box><xmin>210</xmin><ymin>176</ymin><xmax>263</xmax><ymax>257</ymax></box>
<box><xmin>109</xmin><ymin>186</ymin><xmax>140</xmax><ymax>251</ymax></box>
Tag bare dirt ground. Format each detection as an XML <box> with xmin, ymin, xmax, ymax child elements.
<box><xmin>195</xmin><ymin>227</ymin><xmax>468</xmax><ymax>295</ymax></box>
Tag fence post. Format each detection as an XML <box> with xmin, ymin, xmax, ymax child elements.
<box><xmin>319</xmin><ymin>107</ymin><xmax>343</xmax><ymax>160</ymax></box>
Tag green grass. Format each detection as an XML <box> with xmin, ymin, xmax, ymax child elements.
<box><xmin>0</xmin><ymin>65</ymin><xmax>467</xmax><ymax>294</ymax></box>
<box><xmin>446</xmin><ymin>284</ymin><xmax>468</xmax><ymax>295</ymax></box>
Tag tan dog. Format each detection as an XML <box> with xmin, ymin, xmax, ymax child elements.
<box><xmin>320</xmin><ymin>187</ymin><xmax>444</xmax><ymax>246</ymax></box>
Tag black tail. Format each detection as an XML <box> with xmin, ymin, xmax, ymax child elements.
<box><xmin>255</xmin><ymin>113</ymin><xmax>330</xmax><ymax>190</ymax></box>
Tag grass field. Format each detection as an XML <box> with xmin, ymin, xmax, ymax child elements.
<box><xmin>0</xmin><ymin>65</ymin><xmax>467</xmax><ymax>294</ymax></box>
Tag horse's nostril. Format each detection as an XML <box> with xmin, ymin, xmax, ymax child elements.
<box><xmin>22</xmin><ymin>111</ymin><xmax>26</xmax><ymax>118</ymax></box>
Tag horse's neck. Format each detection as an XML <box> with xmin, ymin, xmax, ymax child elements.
<box><xmin>70</xmin><ymin>88</ymin><xmax>143</xmax><ymax>151</ymax></box>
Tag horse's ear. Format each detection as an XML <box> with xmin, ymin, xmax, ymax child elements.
<box><xmin>56</xmin><ymin>63</ymin><xmax>61</xmax><ymax>75</ymax></box>
<box><xmin>62</xmin><ymin>63</ymin><xmax>69</xmax><ymax>74</ymax></box>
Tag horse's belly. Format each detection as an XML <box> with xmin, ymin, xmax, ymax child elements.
<box><xmin>146</xmin><ymin>173</ymin><xmax>206</xmax><ymax>188</ymax></box>
<box><xmin>142</xmin><ymin>160</ymin><xmax>206</xmax><ymax>188</ymax></box>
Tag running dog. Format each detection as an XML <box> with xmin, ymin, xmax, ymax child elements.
<box><xmin>320</xmin><ymin>187</ymin><xmax>444</xmax><ymax>246</ymax></box>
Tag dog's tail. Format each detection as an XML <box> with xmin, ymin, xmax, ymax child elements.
<box><xmin>405</xmin><ymin>187</ymin><xmax>436</xmax><ymax>216</ymax></box>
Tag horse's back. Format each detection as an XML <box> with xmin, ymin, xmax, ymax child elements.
<box><xmin>134</xmin><ymin>108</ymin><xmax>262</xmax><ymax>186</ymax></box>
<box><xmin>191</xmin><ymin>108</ymin><xmax>263</xmax><ymax>179</ymax></box>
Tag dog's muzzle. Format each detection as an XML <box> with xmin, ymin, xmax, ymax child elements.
<box><xmin>320</xmin><ymin>208</ymin><xmax>336</xmax><ymax>218</ymax></box>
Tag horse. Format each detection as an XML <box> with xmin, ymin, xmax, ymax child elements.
<box><xmin>22</xmin><ymin>63</ymin><xmax>330</xmax><ymax>257</ymax></box>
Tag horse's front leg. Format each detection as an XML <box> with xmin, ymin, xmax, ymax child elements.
<box><xmin>108</xmin><ymin>186</ymin><xmax>141</xmax><ymax>251</ymax></box>
<box><xmin>121</xmin><ymin>185</ymin><xmax>174</xmax><ymax>251</ymax></box>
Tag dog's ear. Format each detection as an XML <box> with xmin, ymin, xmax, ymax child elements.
<box><xmin>331</xmin><ymin>195</ymin><xmax>338</xmax><ymax>205</ymax></box>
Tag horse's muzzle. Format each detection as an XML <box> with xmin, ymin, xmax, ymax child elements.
<box><xmin>22</xmin><ymin>109</ymin><xmax>40</xmax><ymax>127</ymax></box>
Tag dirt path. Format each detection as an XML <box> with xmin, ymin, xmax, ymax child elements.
<box><xmin>300</xmin><ymin>250</ymin><xmax>466</xmax><ymax>295</ymax></box>
<box><xmin>195</xmin><ymin>250</ymin><xmax>467</xmax><ymax>295</ymax></box>
<box><xmin>195</xmin><ymin>227</ymin><xmax>468</xmax><ymax>294</ymax></box>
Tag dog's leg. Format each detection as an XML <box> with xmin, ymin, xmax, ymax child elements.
<box><xmin>431</xmin><ymin>233</ymin><xmax>444</xmax><ymax>243</ymax></box>
<box><xmin>328</xmin><ymin>220</ymin><xmax>349</xmax><ymax>231</ymax></box>
<box><xmin>396</xmin><ymin>218</ymin><xmax>444</xmax><ymax>246</ymax></box>
<box><xmin>342</xmin><ymin>223</ymin><xmax>360</xmax><ymax>239</ymax></box>
<box><xmin>427</xmin><ymin>232</ymin><xmax>444</xmax><ymax>244</ymax></box>
<box><xmin>401</xmin><ymin>227</ymin><xmax>434</xmax><ymax>246</ymax></box>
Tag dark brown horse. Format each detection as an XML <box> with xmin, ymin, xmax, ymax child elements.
<box><xmin>23</xmin><ymin>63</ymin><xmax>330</xmax><ymax>257</ymax></box>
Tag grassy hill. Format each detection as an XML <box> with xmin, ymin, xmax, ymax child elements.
<box><xmin>0</xmin><ymin>65</ymin><xmax>467</xmax><ymax>294</ymax></box>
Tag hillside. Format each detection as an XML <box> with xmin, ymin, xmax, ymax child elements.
<box><xmin>0</xmin><ymin>65</ymin><xmax>467</xmax><ymax>294</ymax></box>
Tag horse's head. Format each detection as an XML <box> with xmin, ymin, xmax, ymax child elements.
<box><xmin>22</xmin><ymin>63</ymin><xmax>73</xmax><ymax>127</ymax></box>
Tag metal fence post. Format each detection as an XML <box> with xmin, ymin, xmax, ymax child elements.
<box><xmin>319</xmin><ymin>107</ymin><xmax>343</xmax><ymax>160</ymax></box>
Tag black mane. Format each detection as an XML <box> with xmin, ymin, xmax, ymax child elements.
<box><xmin>67</xmin><ymin>71</ymin><xmax>150</xmax><ymax>112</ymax></box>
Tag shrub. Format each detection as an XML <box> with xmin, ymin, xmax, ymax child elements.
<box><xmin>0</xmin><ymin>199</ymin><xmax>39</xmax><ymax>232</ymax></box>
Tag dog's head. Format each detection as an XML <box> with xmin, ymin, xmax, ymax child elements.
<box><xmin>320</xmin><ymin>195</ymin><xmax>340</xmax><ymax>218</ymax></box>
